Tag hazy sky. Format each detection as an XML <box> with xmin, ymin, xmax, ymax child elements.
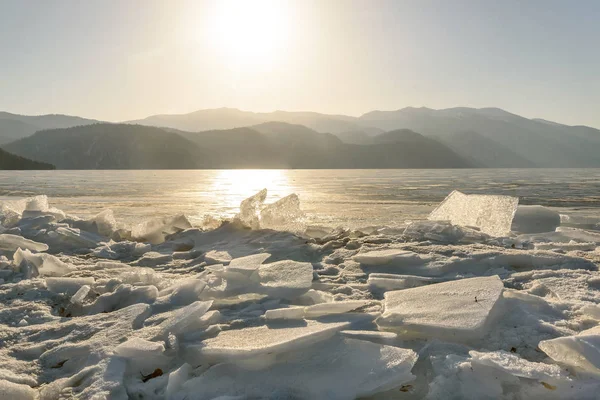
<box><xmin>1</xmin><ymin>0</ymin><xmax>599</xmax><ymax>127</ymax></box>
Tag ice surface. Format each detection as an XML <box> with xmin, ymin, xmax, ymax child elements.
<box><xmin>4</xmin><ymin>192</ymin><xmax>600</xmax><ymax>398</ymax></box>
<box><xmin>70</xmin><ymin>284</ymin><xmax>91</xmax><ymax>305</ymax></box>
<box><xmin>353</xmin><ymin>248</ymin><xmax>422</xmax><ymax>266</ymax></box>
<box><xmin>45</xmin><ymin>277</ymin><xmax>94</xmax><ymax>295</ymax></box>
<box><xmin>184</xmin><ymin>320</ymin><xmax>348</xmax><ymax>364</ymax></box>
<box><xmin>85</xmin><ymin>284</ymin><xmax>158</xmax><ymax>314</ymax></box>
<box><xmin>173</xmin><ymin>337</ymin><xmax>417</xmax><ymax>400</ymax></box>
<box><xmin>377</xmin><ymin>276</ymin><xmax>504</xmax><ymax>341</ymax></box>
<box><xmin>90</xmin><ymin>209</ymin><xmax>117</xmax><ymax>237</ymax></box>
<box><xmin>114</xmin><ymin>337</ymin><xmax>165</xmax><ymax>359</ymax></box>
<box><xmin>511</xmin><ymin>205</ymin><xmax>561</xmax><ymax>233</ymax></box>
<box><xmin>260</xmin><ymin>193</ymin><xmax>306</xmax><ymax>233</ymax></box>
<box><xmin>257</xmin><ymin>260</ymin><xmax>314</xmax><ymax>298</ymax></box>
<box><xmin>236</xmin><ymin>188</ymin><xmax>267</xmax><ymax>229</ymax></box>
<box><xmin>428</xmin><ymin>190</ymin><xmax>519</xmax><ymax>236</ymax></box>
<box><xmin>264</xmin><ymin>306</ymin><xmax>306</xmax><ymax>320</ymax></box>
<box><xmin>156</xmin><ymin>300</ymin><xmax>213</xmax><ymax>337</ymax></box>
<box><xmin>539</xmin><ymin>326</ymin><xmax>600</xmax><ymax>375</ymax></box>
<box><xmin>0</xmin><ymin>234</ymin><xmax>48</xmax><ymax>252</ymax></box>
<box><xmin>13</xmin><ymin>248</ymin><xmax>73</xmax><ymax>277</ymax></box>
<box><xmin>403</xmin><ymin>220</ymin><xmax>490</xmax><ymax>243</ymax></box>
<box><xmin>469</xmin><ymin>350</ymin><xmax>566</xmax><ymax>381</ymax></box>
<box><xmin>131</xmin><ymin>214</ymin><xmax>192</xmax><ymax>244</ymax></box>
<box><xmin>304</xmin><ymin>300</ymin><xmax>370</xmax><ymax>318</ymax></box>
<box><xmin>227</xmin><ymin>252</ymin><xmax>270</xmax><ymax>273</ymax></box>
<box><xmin>0</xmin><ymin>380</ymin><xmax>37</xmax><ymax>400</ymax></box>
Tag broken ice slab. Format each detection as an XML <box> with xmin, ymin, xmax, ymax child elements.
<box><xmin>538</xmin><ymin>325</ymin><xmax>600</xmax><ymax>375</ymax></box>
<box><xmin>368</xmin><ymin>273</ymin><xmax>446</xmax><ymax>292</ymax></box>
<box><xmin>339</xmin><ymin>330</ymin><xmax>398</xmax><ymax>343</ymax></box>
<box><xmin>45</xmin><ymin>277</ymin><xmax>94</xmax><ymax>295</ymax></box>
<box><xmin>353</xmin><ymin>249</ymin><xmax>423</xmax><ymax>267</ymax></box>
<box><xmin>257</xmin><ymin>260</ymin><xmax>314</xmax><ymax>299</ymax></box>
<box><xmin>304</xmin><ymin>300</ymin><xmax>370</xmax><ymax>318</ymax></box>
<box><xmin>428</xmin><ymin>190</ymin><xmax>519</xmax><ymax>237</ymax></box>
<box><xmin>469</xmin><ymin>350</ymin><xmax>566</xmax><ymax>381</ymax></box>
<box><xmin>227</xmin><ymin>252</ymin><xmax>271</xmax><ymax>274</ymax></box>
<box><xmin>377</xmin><ymin>276</ymin><xmax>504</xmax><ymax>341</ymax></box>
<box><xmin>403</xmin><ymin>220</ymin><xmax>490</xmax><ymax>243</ymax></box>
<box><xmin>183</xmin><ymin>320</ymin><xmax>349</xmax><ymax>365</ymax></box>
<box><xmin>511</xmin><ymin>205</ymin><xmax>561</xmax><ymax>234</ymax></box>
<box><xmin>156</xmin><ymin>300</ymin><xmax>213</xmax><ymax>338</ymax></box>
<box><xmin>174</xmin><ymin>337</ymin><xmax>417</xmax><ymax>400</ymax></box>
<box><xmin>85</xmin><ymin>284</ymin><xmax>158</xmax><ymax>314</ymax></box>
<box><xmin>259</xmin><ymin>193</ymin><xmax>306</xmax><ymax>233</ymax></box>
<box><xmin>114</xmin><ymin>337</ymin><xmax>165</xmax><ymax>359</ymax></box>
<box><xmin>264</xmin><ymin>306</ymin><xmax>306</xmax><ymax>320</ymax></box>
<box><xmin>13</xmin><ymin>248</ymin><xmax>73</xmax><ymax>277</ymax></box>
<box><xmin>131</xmin><ymin>214</ymin><xmax>192</xmax><ymax>244</ymax></box>
<box><xmin>0</xmin><ymin>380</ymin><xmax>37</xmax><ymax>400</ymax></box>
<box><xmin>70</xmin><ymin>285</ymin><xmax>90</xmax><ymax>305</ymax></box>
<box><xmin>0</xmin><ymin>233</ymin><xmax>49</xmax><ymax>252</ymax></box>
<box><xmin>236</xmin><ymin>188</ymin><xmax>267</xmax><ymax>229</ymax></box>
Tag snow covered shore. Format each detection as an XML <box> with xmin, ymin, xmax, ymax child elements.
<box><xmin>1</xmin><ymin>191</ymin><xmax>600</xmax><ymax>399</ymax></box>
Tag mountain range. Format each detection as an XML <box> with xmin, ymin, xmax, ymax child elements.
<box><xmin>1</xmin><ymin>106</ymin><xmax>599</xmax><ymax>169</ymax></box>
<box><xmin>0</xmin><ymin>148</ymin><xmax>54</xmax><ymax>170</ymax></box>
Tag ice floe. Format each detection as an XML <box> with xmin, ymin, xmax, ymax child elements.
<box><xmin>428</xmin><ymin>190</ymin><xmax>519</xmax><ymax>236</ymax></box>
<box><xmin>0</xmin><ymin>191</ymin><xmax>599</xmax><ymax>399</ymax></box>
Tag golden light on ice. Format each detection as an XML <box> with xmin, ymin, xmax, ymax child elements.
<box><xmin>210</xmin><ymin>169</ymin><xmax>291</xmax><ymax>211</ymax></box>
<box><xmin>205</xmin><ymin>0</ymin><xmax>290</xmax><ymax>71</ymax></box>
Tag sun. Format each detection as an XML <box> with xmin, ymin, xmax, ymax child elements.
<box><xmin>206</xmin><ymin>0</ymin><xmax>290</xmax><ymax>71</ymax></box>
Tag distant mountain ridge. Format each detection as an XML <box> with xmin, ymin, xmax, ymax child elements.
<box><xmin>0</xmin><ymin>111</ymin><xmax>101</xmax><ymax>145</ymax></box>
<box><xmin>3</xmin><ymin>122</ymin><xmax>471</xmax><ymax>169</ymax></box>
<box><xmin>0</xmin><ymin>148</ymin><xmax>54</xmax><ymax>170</ymax></box>
<box><xmin>1</xmin><ymin>106</ymin><xmax>599</xmax><ymax>168</ymax></box>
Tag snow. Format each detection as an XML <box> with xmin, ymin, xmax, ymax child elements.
<box><xmin>1</xmin><ymin>191</ymin><xmax>600</xmax><ymax>399</ymax></box>
<box><xmin>377</xmin><ymin>276</ymin><xmax>505</xmax><ymax>341</ymax></box>
<box><xmin>428</xmin><ymin>190</ymin><xmax>519</xmax><ymax>236</ymax></box>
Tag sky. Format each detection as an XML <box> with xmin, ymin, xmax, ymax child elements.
<box><xmin>1</xmin><ymin>0</ymin><xmax>599</xmax><ymax>128</ymax></box>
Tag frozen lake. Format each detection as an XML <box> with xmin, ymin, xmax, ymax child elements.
<box><xmin>1</xmin><ymin>169</ymin><xmax>600</xmax><ymax>229</ymax></box>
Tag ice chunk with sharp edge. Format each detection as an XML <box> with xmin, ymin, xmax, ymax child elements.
<box><xmin>259</xmin><ymin>193</ymin><xmax>306</xmax><ymax>232</ymax></box>
<box><xmin>511</xmin><ymin>205</ymin><xmax>561</xmax><ymax>234</ymax></box>
<box><xmin>428</xmin><ymin>190</ymin><xmax>518</xmax><ymax>236</ymax></box>
<box><xmin>46</xmin><ymin>277</ymin><xmax>94</xmax><ymax>295</ymax></box>
<box><xmin>174</xmin><ymin>337</ymin><xmax>417</xmax><ymax>400</ymax></box>
<box><xmin>13</xmin><ymin>248</ymin><xmax>73</xmax><ymax>277</ymax></box>
<box><xmin>183</xmin><ymin>320</ymin><xmax>349</xmax><ymax>364</ymax></box>
<box><xmin>377</xmin><ymin>275</ymin><xmax>504</xmax><ymax>341</ymax></box>
<box><xmin>538</xmin><ymin>325</ymin><xmax>600</xmax><ymax>375</ymax></box>
<box><xmin>304</xmin><ymin>300</ymin><xmax>370</xmax><ymax>318</ymax></box>
<box><xmin>0</xmin><ymin>234</ymin><xmax>48</xmax><ymax>252</ymax></box>
<box><xmin>236</xmin><ymin>189</ymin><xmax>267</xmax><ymax>229</ymax></box>
<box><xmin>71</xmin><ymin>285</ymin><xmax>90</xmax><ymax>305</ymax></box>
<box><xmin>257</xmin><ymin>260</ymin><xmax>313</xmax><ymax>298</ymax></box>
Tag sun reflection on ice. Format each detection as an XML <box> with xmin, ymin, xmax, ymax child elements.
<box><xmin>208</xmin><ymin>169</ymin><xmax>293</xmax><ymax>217</ymax></box>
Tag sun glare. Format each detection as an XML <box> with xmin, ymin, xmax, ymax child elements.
<box><xmin>206</xmin><ymin>0</ymin><xmax>290</xmax><ymax>71</ymax></box>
